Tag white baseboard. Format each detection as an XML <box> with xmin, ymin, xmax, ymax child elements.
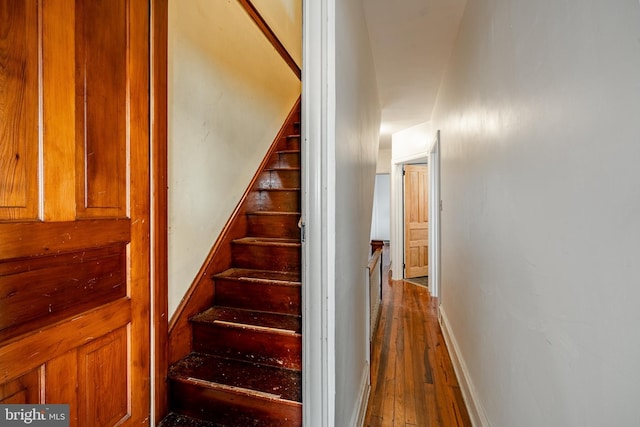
<box><xmin>439</xmin><ymin>306</ymin><xmax>490</xmax><ymax>427</ymax></box>
<box><xmin>350</xmin><ymin>363</ymin><xmax>371</xmax><ymax>427</ymax></box>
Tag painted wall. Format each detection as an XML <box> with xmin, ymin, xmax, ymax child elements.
<box><xmin>431</xmin><ymin>1</ymin><xmax>640</xmax><ymax>425</ymax></box>
<box><xmin>252</xmin><ymin>0</ymin><xmax>302</xmax><ymax>67</ymax></box>
<box><xmin>371</xmin><ymin>174</ymin><xmax>390</xmax><ymax>241</ymax></box>
<box><xmin>334</xmin><ymin>0</ymin><xmax>382</xmax><ymax>424</ymax></box>
<box><xmin>376</xmin><ymin>148</ymin><xmax>392</xmax><ymax>174</ymax></box>
<box><xmin>168</xmin><ymin>0</ymin><xmax>300</xmax><ymax>316</ymax></box>
<box><xmin>391</xmin><ymin>121</ymin><xmax>434</xmax><ymax>162</ymax></box>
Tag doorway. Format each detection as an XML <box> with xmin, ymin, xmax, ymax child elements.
<box><xmin>403</xmin><ymin>164</ymin><xmax>429</xmax><ymax>279</ymax></box>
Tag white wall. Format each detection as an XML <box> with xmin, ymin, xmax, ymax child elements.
<box><xmin>391</xmin><ymin>121</ymin><xmax>434</xmax><ymax>162</ymax></box>
<box><xmin>370</xmin><ymin>174</ymin><xmax>390</xmax><ymax>241</ymax></box>
<box><xmin>431</xmin><ymin>1</ymin><xmax>640</xmax><ymax>426</ymax></box>
<box><xmin>168</xmin><ymin>0</ymin><xmax>300</xmax><ymax>316</ymax></box>
<box><xmin>376</xmin><ymin>147</ymin><xmax>391</xmax><ymax>174</ymax></box>
<box><xmin>333</xmin><ymin>0</ymin><xmax>382</xmax><ymax>424</ymax></box>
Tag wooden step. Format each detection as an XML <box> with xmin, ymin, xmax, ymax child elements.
<box><xmin>247</xmin><ymin>211</ymin><xmax>300</xmax><ymax>239</ymax></box>
<box><xmin>213</xmin><ymin>268</ymin><xmax>301</xmax><ymax>315</ymax></box>
<box><xmin>231</xmin><ymin>237</ymin><xmax>300</xmax><ymax>272</ymax></box>
<box><xmin>267</xmin><ymin>150</ymin><xmax>300</xmax><ymax>169</ymax></box>
<box><xmin>256</xmin><ymin>169</ymin><xmax>301</xmax><ymax>190</ymax></box>
<box><xmin>158</xmin><ymin>412</ymin><xmax>224</xmax><ymax>427</ymax></box>
<box><xmin>170</xmin><ymin>353</ymin><xmax>302</xmax><ymax>402</ymax></box>
<box><xmin>247</xmin><ymin>189</ymin><xmax>300</xmax><ymax>212</ymax></box>
<box><xmin>281</xmin><ymin>135</ymin><xmax>300</xmax><ymax>151</ymax></box>
<box><xmin>191</xmin><ymin>307</ymin><xmax>302</xmax><ymax>369</ymax></box>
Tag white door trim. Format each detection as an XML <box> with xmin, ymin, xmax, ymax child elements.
<box><xmin>429</xmin><ymin>132</ymin><xmax>441</xmax><ymax>299</ymax></box>
<box><xmin>302</xmin><ymin>0</ymin><xmax>335</xmax><ymax>425</ymax></box>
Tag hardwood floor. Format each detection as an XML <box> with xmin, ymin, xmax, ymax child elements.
<box><xmin>364</xmin><ymin>246</ymin><xmax>472</xmax><ymax>427</ymax></box>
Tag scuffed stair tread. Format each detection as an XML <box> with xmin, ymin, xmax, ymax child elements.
<box><xmin>192</xmin><ymin>307</ymin><xmax>301</xmax><ymax>334</ymax></box>
<box><xmin>214</xmin><ymin>268</ymin><xmax>301</xmax><ymax>284</ymax></box>
<box><xmin>170</xmin><ymin>353</ymin><xmax>302</xmax><ymax>402</ymax></box>
<box><xmin>255</xmin><ymin>187</ymin><xmax>301</xmax><ymax>191</ymax></box>
<box><xmin>265</xmin><ymin>167</ymin><xmax>300</xmax><ymax>171</ymax></box>
<box><xmin>159</xmin><ymin>413</ymin><xmax>224</xmax><ymax>427</ymax></box>
<box><xmin>232</xmin><ymin>237</ymin><xmax>301</xmax><ymax>247</ymax></box>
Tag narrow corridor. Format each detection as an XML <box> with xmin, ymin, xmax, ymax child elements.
<box><xmin>365</xmin><ymin>245</ymin><xmax>471</xmax><ymax>426</ymax></box>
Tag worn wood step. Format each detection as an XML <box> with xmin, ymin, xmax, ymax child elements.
<box><xmin>256</xmin><ymin>169</ymin><xmax>301</xmax><ymax>190</ymax></box>
<box><xmin>280</xmin><ymin>135</ymin><xmax>300</xmax><ymax>151</ymax></box>
<box><xmin>158</xmin><ymin>412</ymin><xmax>224</xmax><ymax>427</ymax></box>
<box><xmin>247</xmin><ymin>211</ymin><xmax>300</xmax><ymax>239</ymax></box>
<box><xmin>267</xmin><ymin>150</ymin><xmax>300</xmax><ymax>169</ymax></box>
<box><xmin>191</xmin><ymin>307</ymin><xmax>301</xmax><ymax>369</ymax></box>
<box><xmin>213</xmin><ymin>268</ymin><xmax>301</xmax><ymax>315</ymax></box>
<box><xmin>231</xmin><ymin>237</ymin><xmax>301</xmax><ymax>272</ymax></box>
<box><xmin>170</xmin><ymin>378</ymin><xmax>301</xmax><ymax>427</ymax></box>
<box><xmin>247</xmin><ymin>189</ymin><xmax>300</xmax><ymax>213</ymax></box>
<box><xmin>169</xmin><ymin>353</ymin><xmax>302</xmax><ymax>402</ymax></box>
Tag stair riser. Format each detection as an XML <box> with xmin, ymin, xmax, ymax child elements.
<box><xmin>267</xmin><ymin>152</ymin><xmax>300</xmax><ymax>169</ymax></box>
<box><xmin>247</xmin><ymin>214</ymin><xmax>300</xmax><ymax>239</ymax></box>
<box><xmin>281</xmin><ymin>135</ymin><xmax>300</xmax><ymax>151</ymax></box>
<box><xmin>192</xmin><ymin>324</ymin><xmax>301</xmax><ymax>370</ymax></box>
<box><xmin>170</xmin><ymin>380</ymin><xmax>302</xmax><ymax>427</ymax></box>
<box><xmin>232</xmin><ymin>244</ymin><xmax>300</xmax><ymax>272</ymax></box>
<box><xmin>247</xmin><ymin>190</ymin><xmax>300</xmax><ymax>212</ymax></box>
<box><xmin>214</xmin><ymin>279</ymin><xmax>301</xmax><ymax>315</ymax></box>
<box><xmin>257</xmin><ymin>170</ymin><xmax>301</xmax><ymax>189</ymax></box>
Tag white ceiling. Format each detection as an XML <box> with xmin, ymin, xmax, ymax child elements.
<box><xmin>362</xmin><ymin>0</ymin><xmax>467</xmax><ymax>147</ymax></box>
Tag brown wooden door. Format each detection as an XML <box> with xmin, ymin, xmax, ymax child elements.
<box><xmin>0</xmin><ymin>0</ymin><xmax>150</xmax><ymax>425</ymax></box>
<box><xmin>404</xmin><ymin>165</ymin><xmax>429</xmax><ymax>279</ymax></box>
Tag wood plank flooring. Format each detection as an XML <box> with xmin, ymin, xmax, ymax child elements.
<box><xmin>364</xmin><ymin>246</ymin><xmax>472</xmax><ymax>427</ymax></box>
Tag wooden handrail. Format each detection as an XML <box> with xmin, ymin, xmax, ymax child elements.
<box><xmin>236</xmin><ymin>0</ymin><xmax>301</xmax><ymax>80</ymax></box>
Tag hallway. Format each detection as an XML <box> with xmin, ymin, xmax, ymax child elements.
<box><xmin>365</xmin><ymin>246</ymin><xmax>471</xmax><ymax>426</ymax></box>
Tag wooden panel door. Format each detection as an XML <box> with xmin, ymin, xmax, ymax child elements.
<box><xmin>0</xmin><ymin>0</ymin><xmax>150</xmax><ymax>425</ymax></box>
<box><xmin>404</xmin><ymin>165</ymin><xmax>429</xmax><ymax>279</ymax></box>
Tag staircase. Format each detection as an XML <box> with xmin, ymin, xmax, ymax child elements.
<box><xmin>160</xmin><ymin>107</ymin><xmax>302</xmax><ymax>427</ymax></box>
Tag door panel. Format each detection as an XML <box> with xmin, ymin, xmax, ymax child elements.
<box><xmin>0</xmin><ymin>0</ymin><xmax>39</xmax><ymax>221</ymax></box>
<box><xmin>75</xmin><ymin>0</ymin><xmax>128</xmax><ymax>217</ymax></box>
<box><xmin>404</xmin><ymin>165</ymin><xmax>429</xmax><ymax>278</ymax></box>
<box><xmin>0</xmin><ymin>0</ymin><xmax>150</xmax><ymax>425</ymax></box>
<box><xmin>0</xmin><ymin>368</ymin><xmax>41</xmax><ymax>404</ymax></box>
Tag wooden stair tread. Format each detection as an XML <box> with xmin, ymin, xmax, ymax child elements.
<box><xmin>191</xmin><ymin>307</ymin><xmax>301</xmax><ymax>334</ymax></box>
<box><xmin>170</xmin><ymin>353</ymin><xmax>302</xmax><ymax>402</ymax></box>
<box><xmin>246</xmin><ymin>211</ymin><xmax>300</xmax><ymax>216</ymax></box>
<box><xmin>158</xmin><ymin>413</ymin><xmax>224</xmax><ymax>427</ymax></box>
<box><xmin>276</xmin><ymin>150</ymin><xmax>299</xmax><ymax>154</ymax></box>
<box><xmin>214</xmin><ymin>268</ymin><xmax>300</xmax><ymax>284</ymax></box>
<box><xmin>265</xmin><ymin>166</ymin><xmax>300</xmax><ymax>171</ymax></box>
<box><xmin>232</xmin><ymin>237</ymin><xmax>300</xmax><ymax>247</ymax></box>
<box><xmin>255</xmin><ymin>188</ymin><xmax>300</xmax><ymax>193</ymax></box>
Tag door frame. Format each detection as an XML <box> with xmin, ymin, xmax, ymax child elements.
<box><xmin>151</xmin><ymin>1</ymin><xmax>333</xmax><ymax>425</ymax></box>
<box><xmin>302</xmin><ymin>0</ymin><xmax>335</xmax><ymax>425</ymax></box>
<box><xmin>429</xmin><ymin>131</ymin><xmax>441</xmax><ymax>299</ymax></box>
<box><xmin>151</xmin><ymin>0</ymin><xmax>169</xmax><ymax>423</ymax></box>
<box><xmin>403</xmin><ymin>164</ymin><xmax>429</xmax><ymax>279</ymax></box>
<box><xmin>390</xmin><ymin>132</ymin><xmax>441</xmax><ymax>299</ymax></box>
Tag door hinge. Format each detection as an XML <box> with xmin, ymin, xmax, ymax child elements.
<box><xmin>299</xmin><ymin>217</ymin><xmax>305</xmax><ymax>242</ymax></box>
<box><xmin>440</xmin><ymin>199</ymin><xmax>443</xmax><ymax>211</ymax></box>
